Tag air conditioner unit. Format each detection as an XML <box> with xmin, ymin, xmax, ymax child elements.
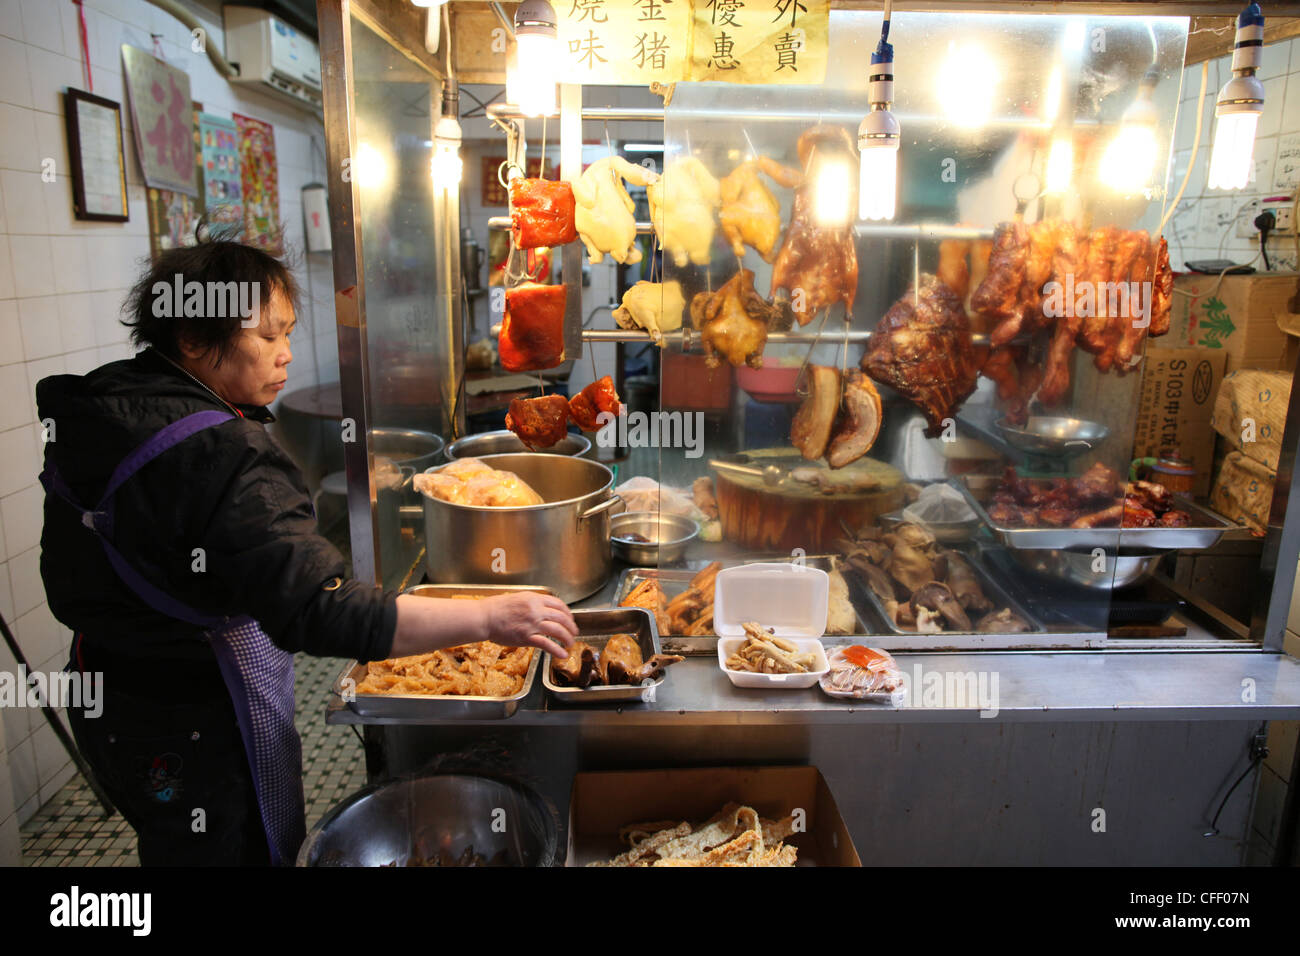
<box><xmin>223</xmin><ymin>5</ymin><xmax>322</xmax><ymax>111</ymax></box>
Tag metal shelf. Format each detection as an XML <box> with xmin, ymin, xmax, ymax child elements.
<box><xmin>487</xmin><ymin>216</ymin><xmax>654</xmax><ymax>235</ymax></box>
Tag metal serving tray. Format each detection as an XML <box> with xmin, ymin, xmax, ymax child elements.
<box><xmin>613</xmin><ymin>558</ymin><xmax>871</xmax><ymax>638</ymax></box>
<box><xmin>542</xmin><ymin>607</ymin><xmax>664</xmax><ymax>705</ymax></box>
<box><xmin>953</xmin><ymin>478</ymin><xmax>1235</xmax><ymax>551</ymax></box>
<box><xmin>331</xmin><ymin>583</ymin><xmax>550</xmax><ymax>721</ymax></box>
<box><xmin>851</xmin><ymin>547</ymin><xmax>1045</xmax><ymax>635</ymax></box>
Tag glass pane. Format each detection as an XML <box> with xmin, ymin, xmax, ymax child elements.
<box><xmin>660</xmin><ymin>11</ymin><xmax>1189</xmax><ymax>645</ymax></box>
<box><xmin>349</xmin><ymin>15</ymin><xmax>453</xmax><ymax>589</ymax></box>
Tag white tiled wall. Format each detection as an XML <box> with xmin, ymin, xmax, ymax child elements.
<box><xmin>0</xmin><ymin>0</ymin><xmax>338</xmax><ymax>826</ymax></box>
<box><xmin>1167</xmin><ymin>37</ymin><xmax>1300</xmax><ymax>272</ymax></box>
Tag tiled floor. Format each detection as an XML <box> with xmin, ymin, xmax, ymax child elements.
<box><xmin>19</xmin><ymin>653</ymin><xmax>369</xmax><ymax>866</ymax></box>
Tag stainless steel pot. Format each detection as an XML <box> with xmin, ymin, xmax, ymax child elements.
<box><xmin>421</xmin><ymin>453</ymin><xmax>622</xmax><ymax>602</ymax></box>
<box><xmin>446</xmin><ymin>429</ymin><xmax>590</xmax><ymax>460</ymax></box>
<box><xmin>373</xmin><ymin>427</ymin><xmax>446</xmax><ymax>473</ymax></box>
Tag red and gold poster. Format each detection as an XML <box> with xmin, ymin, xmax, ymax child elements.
<box><xmin>232</xmin><ymin>112</ymin><xmax>281</xmax><ymax>255</ymax></box>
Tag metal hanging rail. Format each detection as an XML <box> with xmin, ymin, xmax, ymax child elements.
<box><xmin>486</xmin><ymin>103</ymin><xmax>666</xmax><ymax>122</ymax></box>
<box><xmin>487</xmin><ymin>216</ymin><xmax>654</xmax><ymax>234</ymax></box>
<box><xmin>489</xmin><ymin>326</ymin><xmax>993</xmax><ymax>347</ymax></box>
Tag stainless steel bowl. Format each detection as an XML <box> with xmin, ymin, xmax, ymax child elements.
<box><xmin>446</xmin><ymin>429</ymin><xmax>591</xmax><ymax>460</ymax></box>
<box><xmin>610</xmin><ymin>512</ymin><xmax>699</xmax><ymax>566</ymax></box>
<box><xmin>994</xmin><ymin>416</ymin><xmax>1110</xmax><ymax>457</ymax></box>
<box><xmin>297</xmin><ymin>774</ymin><xmax>560</xmax><ymax>867</ymax></box>
<box><xmin>1008</xmin><ymin>547</ymin><xmax>1166</xmax><ymax>591</ymax></box>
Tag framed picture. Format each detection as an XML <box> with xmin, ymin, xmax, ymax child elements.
<box><xmin>63</xmin><ymin>88</ymin><xmax>129</xmax><ymax>222</ymax></box>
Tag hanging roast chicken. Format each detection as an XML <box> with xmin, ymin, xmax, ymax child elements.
<box><xmin>769</xmin><ymin>126</ymin><xmax>860</xmax><ymax>326</ymax></box>
<box><xmin>572</xmin><ymin>156</ymin><xmax>658</xmax><ymax>265</ymax></box>
<box><xmin>648</xmin><ymin>156</ymin><xmax>722</xmax><ymax>267</ymax></box>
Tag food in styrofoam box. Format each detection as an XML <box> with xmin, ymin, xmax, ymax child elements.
<box><xmin>820</xmin><ymin>646</ymin><xmax>906</xmax><ymax>703</ymax></box>
<box><xmin>725</xmin><ymin>623</ymin><xmax>819</xmax><ymax>674</ymax></box>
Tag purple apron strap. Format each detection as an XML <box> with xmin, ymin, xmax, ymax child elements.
<box><xmin>42</xmin><ymin>408</ymin><xmax>306</xmax><ymax>864</ymax></box>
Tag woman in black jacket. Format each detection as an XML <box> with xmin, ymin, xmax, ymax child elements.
<box><xmin>37</xmin><ymin>239</ymin><xmax>576</xmax><ymax>866</ymax></box>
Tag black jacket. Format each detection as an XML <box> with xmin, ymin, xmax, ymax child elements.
<box><xmin>38</xmin><ymin>348</ymin><xmax>397</xmax><ymax>674</ymax></box>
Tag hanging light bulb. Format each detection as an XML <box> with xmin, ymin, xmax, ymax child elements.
<box><xmin>858</xmin><ymin>10</ymin><xmax>899</xmax><ymax>221</ymax></box>
<box><xmin>513</xmin><ymin>0</ymin><xmax>558</xmax><ymax>118</ymax></box>
<box><xmin>937</xmin><ymin>41</ymin><xmax>998</xmax><ymax>130</ymax></box>
<box><xmin>1045</xmin><ymin>136</ymin><xmax>1074</xmax><ymax>194</ymax></box>
<box><xmin>431</xmin><ymin>79</ymin><xmax>462</xmax><ymax>188</ymax></box>
<box><xmin>1099</xmin><ymin>68</ymin><xmax>1159</xmax><ymax>195</ymax></box>
<box><xmin>1209</xmin><ymin>3</ymin><xmax>1266</xmax><ymax>190</ymax></box>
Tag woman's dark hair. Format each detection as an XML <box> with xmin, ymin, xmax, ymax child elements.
<box><xmin>122</xmin><ymin>229</ymin><xmax>300</xmax><ymax>368</ymax></box>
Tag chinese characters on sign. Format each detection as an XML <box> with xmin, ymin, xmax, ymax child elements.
<box><xmin>121</xmin><ymin>45</ymin><xmax>198</xmax><ymax>195</ymax></box>
<box><xmin>553</xmin><ymin>0</ymin><xmax>825</xmax><ymax>85</ymax></box>
<box><xmin>690</xmin><ymin>0</ymin><xmax>827</xmax><ymax>83</ymax></box>
<box><xmin>557</xmin><ymin>0</ymin><xmax>689</xmax><ymax>84</ymax></box>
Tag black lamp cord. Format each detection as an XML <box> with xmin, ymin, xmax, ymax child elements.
<box><xmin>1204</xmin><ymin>724</ymin><xmax>1269</xmax><ymax>837</ymax></box>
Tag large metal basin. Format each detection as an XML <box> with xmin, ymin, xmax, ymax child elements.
<box><xmin>421</xmin><ymin>453</ymin><xmax>621</xmax><ymax>602</ymax></box>
<box><xmin>298</xmin><ymin>774</ymin><xmax>559</xmax><ymax>867</ymax></box>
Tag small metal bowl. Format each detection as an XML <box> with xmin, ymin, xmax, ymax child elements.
<box><xmin>446</xmin><ymin>429</ymin><xmax>591</xmax><ymax>460</ymax></box>
<box><xmin>994</xmin><ymin>416</ymin><xmax>1110</xmax><ymax>457</ymax></box>
<box><xmin>1008</xmin><ymin>548</ymin><xmax>1166</xmax><ymax>591</ymax></box>
<box><xmin>610</xmin><ymin>512</ymin><xmax>699</xmax><ymax>566</ymax></box>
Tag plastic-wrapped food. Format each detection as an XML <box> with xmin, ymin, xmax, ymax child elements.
<box><xmin>820</xmin><ymin>645</ymin><xmax>905</xmax><ymax>702</ymax></box>
<box><xmin>902</xmin><ymin>482</ymin><xmax>977</xmax><ymax>525</ymax></box>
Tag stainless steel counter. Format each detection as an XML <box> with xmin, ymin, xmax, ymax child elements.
<box><xmin>326</xmin><ymin>648</ymin><xmax>1300</xmax><ymax>725</ymax></box>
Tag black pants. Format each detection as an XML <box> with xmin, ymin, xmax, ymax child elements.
<box><xmin>68</xmin><ymin>677</ymin><xmax>271</xmax><ymax>866</ymax></box>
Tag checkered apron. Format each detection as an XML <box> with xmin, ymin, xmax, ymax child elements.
<box><xmin>41</xmin><ymin>410</ymin><xmax>306</xmax><ymax>865</ymax></box>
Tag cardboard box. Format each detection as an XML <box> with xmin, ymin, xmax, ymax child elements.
<box><xmin>566</xmin><ymin>765</ymin><xmax>860</xmax><ymax>866</ymax></box>
<box><xmin>1156</xmin><ymin>273</ymin><xmax>1300</xmax><ymax>375</ymax></box>
<box><xmin>1132</xmin><ymin>348</ymin><xmax>1227</xmax><ymax>497</ymax></box>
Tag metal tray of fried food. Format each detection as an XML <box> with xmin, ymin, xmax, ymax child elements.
<box><xmin>851</xmin><ymin>548</ymin><xmax>1044</xmax><ymax>635</ymax></box>
<box><xmin>613</xmin><ymin>559</ymin><xmax>870</xmax><ymax>638</ymax></box>
<box><xmin>953</xmin><ymin>478</ymin><xmax>1235</xmax><ymax>552</ymax></box>
<box><xmin>332</xmin><ymin>583</ymin><xmax>551</xmax><ymax>721</ymax></box>
<box><xmin>542</xmin><ymin>607</ymin><xmax>666</xmax><ymax>705</ymax></box>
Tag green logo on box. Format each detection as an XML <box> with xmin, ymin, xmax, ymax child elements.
<box><xmin>1196</xmin><ymin>297</ymin><xmax>1236</xmax><ymax>349</ymax></box>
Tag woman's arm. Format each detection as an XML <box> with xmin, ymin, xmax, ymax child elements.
<box><xmin>389</xmin><ymin>591</ymin><xmax>578</xmax><ymax>659</ymax></box>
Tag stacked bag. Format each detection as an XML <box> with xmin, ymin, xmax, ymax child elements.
<box><xmin>1210</xmin><ymin>370</ymin><xmax>1293</xmax><ymax>533</ymax></box>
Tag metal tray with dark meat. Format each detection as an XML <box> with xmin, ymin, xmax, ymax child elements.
<box><xmin>952</xmin><ymin>478</ymin><xmax>1235</xmax><ymax>551</ymax></box>
<box><xmin>542</xmin><ymin>607</ymin><xmax>666</xmax><ymax>705</ymax></box>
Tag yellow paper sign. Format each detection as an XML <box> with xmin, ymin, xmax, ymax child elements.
<box><xmin>554</xmin><ymin>0</ymin><xmax>828</xmax><ymax>86</ymax></box>
<box><xmin>690</xmin><ymin>0</ymin><xmax>828</xmax><ymax>84</ymax></box>
<box><xmin>557</xmin><ymin>0</ymin><xmax>692</xmax><ymax>86</ymax></box>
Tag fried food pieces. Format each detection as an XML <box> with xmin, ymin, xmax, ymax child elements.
<box><xmin>648</xmin><ymin>156</ymin><xmax>722</xmax><ymax>267</ymax></box>
<box><xmin>988</xmin><ymin>464</ymin><xmax>1192</xmax><ymax>529</ymax></box>
<box><xmin>725</xmin><ymin>622</ymin><xmax>818</xmax><ymax>674</ymax></box>
<box><xmin>356</xmin><ymin>643</ymin><xmax>534</xmax><ymax>697</ymax></box>
<box><xmin>612</xmin><ymin>280</ymin><xmax>686</xmax><ymax>346</ymax></box>
<box><xmin>770</xmin><ymin>126</ymin><xmax>859</xmax><ymax>326</ymax></box>
<box><xmin>572</xmin><ymin>156</ymin><xmax>658</xmax><ymax>265</ymax></box>
<box><xmin>499</xmin><ymin>283</ymin><xmax>566</xmax><ymax>372</ymax></box>
<box><xmin>414</xmin><ymin>457</ymin><xmax>545</xmax><ymax>507</ymax></box>
<box><xmin>861</xmin><ymin>273</ymin><xmax>979</xmax><ymax>437</ymax></box>
<box><xmin>591</xmin><ymin>802</ymin><xmax>798</xmax><ymax>867</ymax></box>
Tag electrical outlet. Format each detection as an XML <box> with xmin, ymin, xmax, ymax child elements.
<box><xmin>1238</xmin><ymin>195</ymin><xmax>1297</xmax><ymax>237</ymax></box>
